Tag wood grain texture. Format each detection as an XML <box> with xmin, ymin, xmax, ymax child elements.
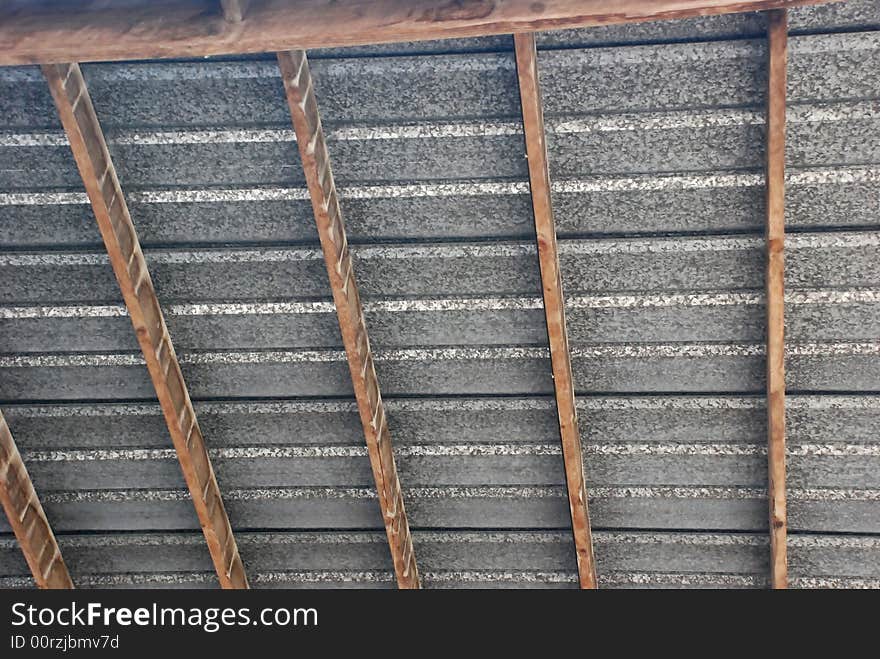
<box><xmin>514</xmin><ymin>32</ymin><xmax>597</xmax><ymax>590</ymax></box>
<box><xmin>277</xmin><ymin>50</ymin><xmax>420</xmax><ymax>589</ymax></box>
<box><xmin>42</xmin><ymin>63</ymin><xmax>248</xmax><ymax>590</ymax></box>
<box><xmin>0</xmin><ymin>0</ymin><xmax>837</xmax><ymax>65</ymax></box>
<box><xmin>765</xmin><ymin>8</ymin><xmax>788</xmax><ymax>590</ymax></box>
<box><xmin>0</xmin><ymin>410</ymin><xmax>73</xmax><ymax>589</ymax></box>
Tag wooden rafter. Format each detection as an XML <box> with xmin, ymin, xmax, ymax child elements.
<box><xmin>42</xmin><ymin>63</ymin><xmax>248</xmax><ymax>590</ymax></box>
<box><xmin>0</xmin><ymin>410</ymin><xmax>73</xmax><ymax>589</ymax></box>
<box><xmin>0</xmin><ymin>0</ymin><xmax>837</xmax><ymax>65</ymax></box>
<box><xmin>514</xmin><ymin>32</ymin><xmax>598</xmax><ymax>589</ymax></box>
<box><xmin>277</xmin><ymin>50</ymin><xmax>420</xmax><ymax>589</ymax></box>
<box><xmin>764</xmin><ymin>8</ymin><xmax>788</xmax><ymax>590</ymax></box>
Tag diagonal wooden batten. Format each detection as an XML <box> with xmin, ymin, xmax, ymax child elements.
<box><xmin>277</xmin><ymin>50</ymin><xmax>419</xmax><ymax>589</ymax></box>
<box><xmin>514</xmin><ymin>33</ymin><xmax>598</xmax><ymax>589</ymax></box>
<box><xmin>764</xmin><ymin>9</ymin><xmax>789</xmax><ymax>590</ymax></box>
<box><xmin>0</xmin><ymin>410</ymin><xmax>73</xmax><ymax>589</ymax></box>
<box><xmin>41</xmin><ymin>63</ymin><xmax>248</xmax><ymax>590</ymax></box>
<box><xmin>0</xmin><ymin>0</ymin><xmax>837</xmax><ymax>65</ymax></box>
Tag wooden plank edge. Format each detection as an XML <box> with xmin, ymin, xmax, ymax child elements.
<box><xmin>514</xmin><ymin>32</ymin><xmax>598</xmax><ymax>589</ymax></box>
<box><xmin>765</xmin><ymin>7</ymin><xmax>789</xmax><ymax>590</ymax></box>
<box><xmin>277</xmin><ymin>49</ymin><xmax>420</xmax><ymax>589</ymax></box>
<box><xmin>0</xmin><ymin>0</ymin><xmax>839</xmax><ymax>65</ymax></box>
<box><xmin>0</xmin><ymin>410</ymin><xmax>74</xmax><ymax>589</ymax></box>
<box><xmin>41</xmin><ymin>62</ymin><xmax>249</xmax><ymax>589</ymax></box>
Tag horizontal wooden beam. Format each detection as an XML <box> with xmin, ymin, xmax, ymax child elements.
<box><xmin>514</xmin><ymin>32</ymin><xmax>597</xmax><ymax>589</ymax></box>
<box><xmin>0</xmin><ymin>0</ymin><xmax>837</xmax><ymax>65</ymax></box>
<box><xmin>0</xmin><ymin>410</ymin><xmax>74</xmax><ymax>589</ymax></box>
<box><xmin>278</xmin><ymin>49</ymin><xmax>420</xmax><ymax>588</ymax></box>
<box><xmin>765</xmin><ymin>7</ymin><xmax>789</xmax><ymax>590</ymax></box>
<box><xmin>42</xmin><ymin>62</ymin><xmax>248</xmax><ymax>589</ymax></box>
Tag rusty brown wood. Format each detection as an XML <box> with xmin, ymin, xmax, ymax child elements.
<box><xmin>514</xmin><ymin>32</ymin><xmax>598</xmax><ymax>589</ymax></box>
<box><xmin>42</xmin><ymin>63</ymin><xmax>248</xmax><ymax>590</ymax></box>
<box><xmin>0</xmin><ymin>410</ymin><xmax>73</xmax><ymax>589</ymax></box>
<box><xmin>277</xmin><ymin>50</ymin><xmax>419</xmax><ymax>589</ymax></box>
<box><xmin>0</xmin><ymin>0</ymin><xmax>838</xmax><ymax>65</ymax></box>
<box><xmin>765</xmin><ymin>8</ymin><xmax>788</xmax><ymax>590</ymax></box>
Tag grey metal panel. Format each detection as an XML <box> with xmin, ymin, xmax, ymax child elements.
<box><xmin>3</xmin><ymin>344</ymin><xmax>880</xmax><ymax>400</ymax></box>
<box><xmin>1</xmin><ymin>36</ymin><xmax>878</xmax><ymax>198</ymax></box>
<box><xmin>0</xmin><ymin>67</ymin><xmax>58</xmax><ymax>130</ymax></box>
<box><xmin>0</xmin><ymin>305</ymin><xmax>770</xmax><ymax>353</ymax></box>
<box><xmin>0</xmin><ymin>134</ymin><xmax>523</xmax><ymax>189</ymax></box>
<box><xmin>571</xmin><ymin>350</ymin><xmax>767</xmax><ymax>392</ymax></box>
<box><xmin>376</xmin><ymin>485</ymin><xmax>868</xmax><ymax>534</ymax></box>
<box><xmin>14</xmin><ymin>449</ymin><xmax>880</xmax><ymax>491</ymax></box>
<box><xmin>0</xmin><ymin>245</ymin><xmax>547</xmax><ymax>303</ymax></box>
<box><xmin>539</xmin><ymin>33</ymin><xmax>880</xmax><ymax>115</ymax></box>
<box><xmin>2</xmin><ymin>531</ymin><xmax>875</xmax><ymax>584</ymax></box>
<box><xmin>0</xmin><ymin>489</ymin><xmax>750</xmax><ymax>533</ymax></box>
<box><xmin>0</xmin><ymin>186</ymin><xmax>541</xmax><ymax>249</ymax></box>
<box><xmin>3</xmin><ymin>400</ymin><xmax>369</xmax><ymax>450</ymax></box>
<box><xmin>5</xmin><ymin>109</ymin><xmax>879</xmax><ymax>189</ymax></box>
<box><xmin>3</xmin><ymin>233</ymin><xmax>879</xmax><ymax>304</ymax></box>
<box><xmin>539</xmin><ymin>41</ymin><xmax>765</xmax><ymax>115</ymax></box>
<box><xmin>91</xmin><ymin>136</ymin><xmax>499</xmax><ymax>187</ymax></box>
<box><xmin>7</xmin><ymin>293</ymin><xmax>880</xmax><ymax>353</ymax></box>
<box><xmin>548</xmin><ymin>113</ymin><xmax>880</xmax><ymax>177</ymax></box>
<box><xmin>95</xmin><ymin>55</ymin><xmax>522</xmax><ymax>126</ymax></box>
<box><xmin>0</xmin><ymin>203</ymin><xmax>102</xmax><ymax>249</ymax></box>
<box><xmin>536</xmin><ymin>0</ymin><xmax>880</xmax><ymax>48</ymax></box>
<box><xmin>558</xmin><ymin>234</ymin><xmax>880</xmax><ymax>293</ymax></box>
<box><xmin>0</xmin><ymin>351</ymin><xmax>554</xmax><ymax>399</ymax></box>
<box><xmin>0</xmin><ymin>360</ymin><xmax>159</xmax><ymax>400</ymax></box>
<box><xmin>3</xmin><ymin>169</ymin><xmax>880</xmax><ymax>248</ymax></box>
<box><xmin>3</xmin><ymin>31</ymin><xmax>880</xmax><ymax>252</ymax></box>
<box><xmin>2</xmin><ymin>28</ymin><xmax>875</xmax><ymax>129</ymax></box>
<box><xmin>0</xmin><ymin>0</ymin><xmax>874</xmax><ymax>139</ymax></box>
<box><xmin>553</xmin><ymin>168</ymin><xmax>880</xmax><ymax>236</ymax></box>
<box><xmin>9</xmin><ymin>571</ymin><xmax>870</xmax><ymax>589</ymax></box>
<box><xmin>5</xmin><ymin>394</ymin><xmax>878</xmax><ymax>450</ymax></box>
<box><xmin>0</xmin><ymin>483</ymin><xmax>875</xmax><ymax>536</ymax></box>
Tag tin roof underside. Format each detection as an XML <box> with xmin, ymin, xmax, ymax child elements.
<box><xmin>1</xmin><ymin>0</ymin><xmax>879</xmax><ymax>588</ymax></box>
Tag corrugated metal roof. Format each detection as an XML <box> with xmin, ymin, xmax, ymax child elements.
<box><xmin>1</xmin><ymin>0</ymin><xmax>879</xmax><ymax>588</ymax></box>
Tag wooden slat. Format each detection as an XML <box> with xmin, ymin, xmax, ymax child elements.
<box><xmin>42</xmin><ymin>63</ymin><xmax>248</xmax><ymax>590</ymax></box>
<box><xmin>514</xmin><ymin>32</ymin><xmax>598</xmax><ymax>590</ymax></box>
<box><xmin>765</xmin><ymin>8</ymin><xmax>788</xmax><ymax>590</ymax></box>
<box><xmin>0</xmin><ymin>0</ymin><xmax>836</xmax><ymax>65</ymax></box>
<box><xmin>277</xmin><ymin>50</ymin><xmax>419</xmax><ymax>589</ymax></box>
<box><xmin>0</xmin><ymin>410</ymin><xmax>73</xmax><ymax>589</ymax></box>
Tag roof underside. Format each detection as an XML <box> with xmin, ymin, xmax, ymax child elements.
<box><xmin>1</xmin><ymin>0</ymin><xmax>880</xmax><ymax>588</ymax></box>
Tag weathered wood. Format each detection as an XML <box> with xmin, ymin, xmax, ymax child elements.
<box><xmin>42</xmin><ymin>63</ymin><xmax>248</xmax><ymax>590</ymax></box>
<box><xmin>514</xmin><ymin>32</ymin><xmax>597</xmax><ymax>590</ymax></box>
<box><xmin>220</xmin><ymin>0</ymin><xmax>249</xmax><ymax>22</ymax></box>
<box><xmin>765</xmin><ymin>8</ymin><xmax>788</xmax><ymax>590</ymax></box>
<box><xmin>277</xmin><ymin>50</ymin><xmax>419</xmax><ymax>589</ymax></box>
<box><xmin>0</xmin><ymin>410</ymin><xmax>73</xmax><ymax>589</ymax></box>
<box><xmin>0</xmin><ymin>0</ymin><xmax>837</xmax><ymax>65</ymax></box>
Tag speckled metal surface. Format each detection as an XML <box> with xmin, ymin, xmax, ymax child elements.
<box><xmin>1</xmin><ymin>1</ymin><xmax>880</xmax><ymax>589</ymax></box>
